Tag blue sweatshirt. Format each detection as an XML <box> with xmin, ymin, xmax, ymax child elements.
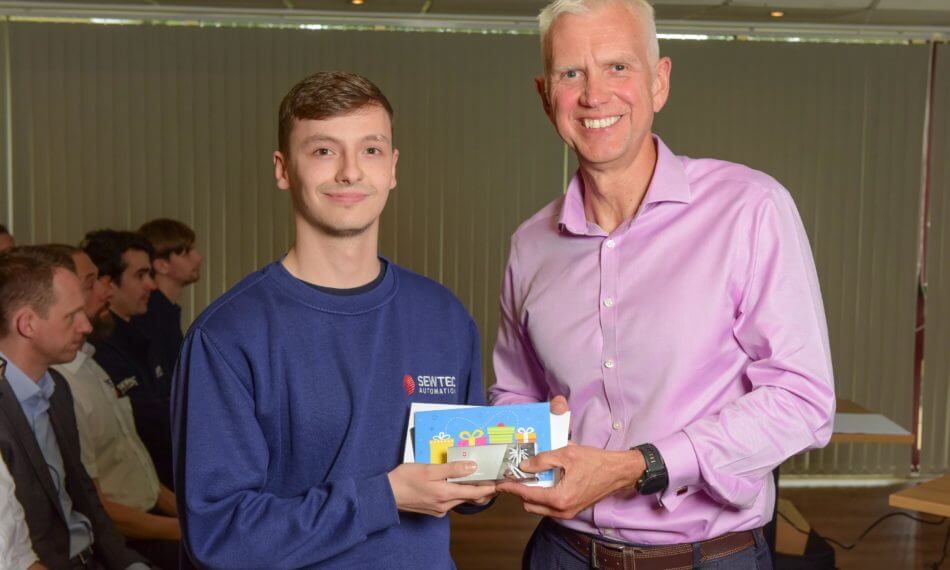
<box><xmin>172</xmin><ymin>260</ymin><xmax>484</xmax><ymax>569</ymax></box>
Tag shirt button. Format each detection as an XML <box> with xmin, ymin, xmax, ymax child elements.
<box><xmin>605</xmin><ymin>239</ymin><xmax>616</xmax><ymax>249</ymax></box>
<box><xmin>612</xmin><ymin>421</ymin><xmax>622</xmax><ymax>430</ymax></box>
<box><xmin>603</xmin><ymin>298</ymin><xmax>614</xmax><ymax>307</ymax></box>
<box><xmin>604</xmin><ymin>359</ymin><xmax>615</xmax><ymax>369</ymax></box>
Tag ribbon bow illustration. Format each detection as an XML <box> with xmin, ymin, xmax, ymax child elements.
<box><xmin>459</xmin><ymin>429</ymin><xmax>485</xmax><ymax>445</ymax></box>
<box><xmin>432</xmin><ymin>432</ymin><xmax>451</xmax><ymax>441</ymax></box>
<box><xmin>516</xmin><ymin>427</ymin><xmax>535</xmax><ymax>442</ymax></box>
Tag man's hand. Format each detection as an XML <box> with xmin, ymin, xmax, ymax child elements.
<box><xmin>496</xmin><ymin>394</ymin><xmax>642</xmax><ymax>519</ymax></box>
<box><xmin>549</xmin><ymin>395</ymin><xmax>569</xmax><ymax>415</ymax></box>
<box><xmin>388</xmin><ymin>462</ymin><xmax>497</xmax><ymax>517</ymax></box>
<box><xmin>497</xmin><ymin>446</ymin><xmax>645</xmax><ymax>519</ymax></box>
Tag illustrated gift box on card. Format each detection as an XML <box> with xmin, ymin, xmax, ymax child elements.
<box><xmin>457</xmin><ymin>429</ymin><xmax>487</xmax><ymax>447</ymax></box>
<box><xmin>413</xmin><ymin>402</ymin><xmax>561</xmax><ymax>485</ymax></box>
<box><xmin>487</xmin><ymin>423</ymin><xmax>516</xmax><ymax>444</ymax></box>
<box><xmin>516</xmin><ymin>427</ymin><xmax>537</xmax><ymax>443</ymax></box>
<box><xmin>429</xmin><ymin>432</ymin><xmax>454</xmax><ymax>464</ymax></box>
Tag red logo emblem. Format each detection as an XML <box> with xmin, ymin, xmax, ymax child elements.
<box><xmin>403</xmin><ymin>375</ymin><xmax>415</xmax><ymax>396</ymax></box>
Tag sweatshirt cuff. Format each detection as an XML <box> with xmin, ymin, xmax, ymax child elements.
<box><xmin>653</xmin><ymin>431</ymin><xmax>702</xmax><ymax>513</ymax></box>
<box><xmin>355</xmin><ymin>473</ymin><xmax>400</xmax><ymax>536</ymax></box>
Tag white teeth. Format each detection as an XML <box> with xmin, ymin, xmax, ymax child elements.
<box><xmin>583</xmin><ymin>115</ymin><xmax>621</xmax><ymax>129</ymax></box>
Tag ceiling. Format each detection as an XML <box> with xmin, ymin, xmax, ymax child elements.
<box><xmin>3</xmin><ymin>0</ymin><xmax>950</xmax><ymax>32</ymax></box>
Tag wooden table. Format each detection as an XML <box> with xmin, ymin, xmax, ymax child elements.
<box><xmin>775</xmin><ymin>399</ymin><xmax>915</xmax><ymax>556</ymax></box>
<box><xmin>889</xmin><ymin>475</ymin><xmax>950</xmax><ymax>517</ymax></box>
<box><xmin>829</xmin><ymin>399</ymin><xmax>915</xmax><ymax>445</ymax></box>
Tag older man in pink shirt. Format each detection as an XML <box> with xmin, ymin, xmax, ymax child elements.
<box><xmin>491</xmin><ymin>0</ymin><xmax>836</xmax><ymax>568</ymax></box>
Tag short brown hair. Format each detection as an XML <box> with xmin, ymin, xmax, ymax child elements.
<box><xmin>138</xmin><ymin>218</ymin><xmax>196</xmax><ymax>260</ymax></box>
<box><xmin>278</xmin><ymin>71</ymin><xmax>394</xmax><ymax>156</ymax></box>
<box><xmin>0</xmin><ymin>246</ymin><xmax>76</xmax><ymax>337</ymax></box>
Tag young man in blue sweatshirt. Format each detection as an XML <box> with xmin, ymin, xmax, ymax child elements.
<box><xmin>172</xmin><ymin>71</ymin><xmax>495</xmax><ymax>569</ymax></box>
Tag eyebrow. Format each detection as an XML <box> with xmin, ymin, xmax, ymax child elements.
<box><xmin>300</xmin><ymin>134</ymin><xmax>392</xmax><ymax>145</ymax></box>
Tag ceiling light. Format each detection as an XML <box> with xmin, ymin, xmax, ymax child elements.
<box><xmin>770</xmin><ymin>10</ymin><xmax>785</xmax><ymax>18</ymax></box>
<box><xmin>351</xmin><ymin>0</ymin><xmax>365</xmax><ymax>4</ymax></box>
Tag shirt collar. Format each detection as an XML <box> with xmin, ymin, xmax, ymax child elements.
<box><xmin>0</xmin><ymin>352</ymin><xmax>55</xmax><ymax>404</ymax></box>
<box><xmin>558</xmin><ymin>135</ymin><xmax>692</xmax><ymax>236</ymax></box>
<box><xmin>60</xmin><ymin>343</ymin><xmax>95</xmax><ymax>375</ymax></box>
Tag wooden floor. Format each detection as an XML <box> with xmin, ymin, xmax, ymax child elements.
<box><xmin>450</xmin><ymin>484</ymin><xmax>949</xmax><ymax>569</ymax></box>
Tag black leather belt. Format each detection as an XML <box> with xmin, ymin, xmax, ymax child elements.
<box><xmin>69</xmin><ymin>545</ymin><xmax>96</xmax><ymax>568</ymax></box>
<box><xmin>555</xmin><ymin>523</ymin><xmax>760</xmax><ymax>570</ymax></box>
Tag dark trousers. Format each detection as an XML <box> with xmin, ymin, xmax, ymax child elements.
<box><xmin>127</xmin><ymin>538</ymin><xmax>180</xmax><ymax>569</ymax></box>
<box><xmin>523</xmin><ymin>518</ymin><xmax>773</xmax><ymax>570</ymax></box>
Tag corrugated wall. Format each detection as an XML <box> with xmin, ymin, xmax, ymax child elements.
<box><xmin>922</xmin><ymin>44</ymin><xmax>950</xmax><ymax>475</ymax></box>
<box><xmin>654</xmin><ymin>41</ymin><xmax>932</xmax><ymax>475</ymax></box>
<box><xmin>3</xmin><ymin>21</ymin><xmax>943</xmax><ymax>475</ymax></box>
<box><xmin>6</xmin><ymin>22</ymin><xmax>565</xmax><ymax>381</ymax></box>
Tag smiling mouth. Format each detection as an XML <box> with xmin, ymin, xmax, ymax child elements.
<box><xmin>583</xmin><ymin>116</ymin><xmax>621</xmax><ymax>129</ymax></box>
<box><xmin>325</xmin><ymin>193</ymin><xmax>368</xmax><ymax>205</ymax></box>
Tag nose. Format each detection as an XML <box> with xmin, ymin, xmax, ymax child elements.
<box><xmin>335</xmin><ymin>153</ymin><xmax>363</xmax><ymax>185</ymax></box>
<box><xmin>581</xmin><ymin>73</ymin><xmax>609</xmax><ymax>107</ymax></box>
<box><xmin>144</xmin><ymin>274</ymin><xmax>157</xmax><ymax>291</ymax></box>
<box><xmin>78</xmin><ymin>312</ymin><xmax>93</xmax><ymax>335</ymax></box>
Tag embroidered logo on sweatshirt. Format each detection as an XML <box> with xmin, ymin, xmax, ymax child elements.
<box><xmin>409</xmin><ymin>375</ymin><xmax>457</xmax><ymax>396</ymax></box>
<box><xmin>403</xmin><ymin>375</ymin><xmax>415</xmax><ymax>396</ymax></box>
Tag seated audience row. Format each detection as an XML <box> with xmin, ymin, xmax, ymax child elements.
<box><xmin>0</xmin><ymin>218</ymin><xmax>202</xmax><ymax>569</ymax></box>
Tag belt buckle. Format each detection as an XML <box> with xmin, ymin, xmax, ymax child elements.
<box><xmin>77</xmin><ymin>547</ymin><xmax>92</xmax><ymax>566</ymax></box>
<box><xmin>591</xmin><ymin>540</ymin><xmax>629</xmax><ymax>570</ymax></box>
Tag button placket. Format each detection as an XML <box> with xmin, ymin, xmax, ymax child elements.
<box><xmin>600</xmin><ymin>235</ymin><xmax>624</xmax><ymax>455</ymax></box>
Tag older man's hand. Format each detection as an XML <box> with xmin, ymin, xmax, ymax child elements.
<box><xmin>497</xmin><ymin>445</ymin><xmax>645</xmax><ymax>519</ymax></box>
<box><xmin>496</xmin><ymin>395</ymin><xmax>646</xmax><ymax>519</ymax></box>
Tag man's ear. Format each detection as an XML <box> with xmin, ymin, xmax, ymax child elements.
<box><xmin>153</xmin><ymin>258</ymin><xmax>171</xmax><ymax>277</ymax></box>
<box><xmin>535</xmin><ymin>75</ymin><xmax>554</xmax><ymax>124</ymax></box>
<box><xmin>274</xmin><ymin>151</ymin><xmax>291</xmax><ymax>191</ymax></box>
<box><xmin>389</xmin><ymin>148</ymin><xmax>399</xmax><ymax>191</ymax></box>
<box><xmin>651</xmin><ymin>56</ymin><xmax>672</xmax><ymax>114</ymax></box>
<box><xmin>13</xmin><ymin>308</ymin><xmax>37</xmax><ymax>340</ymax></box>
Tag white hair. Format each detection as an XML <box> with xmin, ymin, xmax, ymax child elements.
<box><xmin>539</xmin><ymin>0</ymin><xmax>660</xmax><ymax>73</ymax></box>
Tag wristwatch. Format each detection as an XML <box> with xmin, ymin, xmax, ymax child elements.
<box><xmin>632</xmin><ymin>443</ymin><xmax>669</xmax><ymax>495</ymax></box>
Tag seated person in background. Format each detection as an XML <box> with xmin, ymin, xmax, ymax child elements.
<box><xmin>133</xmin><ymin>218</ymin><xmax>203</xmax><ymax>389</ymax></box>
<box><xmin>1</xmin><ymin>453</ymin><xmax>45</xmax><ymax>570</ymax></box>
<box><xmin>0</xmin><ymin>247</ymin><xmax>149</xmax><ymax>569</ymax></box>
<box><xmin>82</xmin><ymin>230</ymin><xmax>174</xmax><ymax>489</ymax></box>
<box><xmin>47</xmin><ymin>244</ymin><xmax>180</xmax><ymax>570</ymax></box>
<box><xmin>0</xmin><ymin>224</ymin><xmax>14</xmax><ymax>252</ymax></box>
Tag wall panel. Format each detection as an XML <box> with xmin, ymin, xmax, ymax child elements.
<box><xmin>7</xmin><ymin>22</ymin><xmax>564</xmax><ymax>389</ymax></box>
<box><xmin>655</xmin><ymin>41</ymin><xmax>930</xmax><ymax>475</ymax></box>
<box><xmin>6</xmin><ymin>22</ymin><xmax>939</xmax><ymax>475</ymax></box>
<box><xmin>921</xmin><ymin>44</ymin><xmax>950</xmax><ymax>475</ymax></box>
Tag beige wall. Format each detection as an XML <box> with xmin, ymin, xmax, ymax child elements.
<box><xmin>1</xmin><ymin>21</ymin><xmax>943</xmax><ymax>475</ymax></box>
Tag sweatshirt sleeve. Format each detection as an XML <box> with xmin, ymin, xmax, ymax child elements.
<box><xmin>172</xmin><ymin>328</ymin><xmax>400</xmax><ymax>569</ymax></box>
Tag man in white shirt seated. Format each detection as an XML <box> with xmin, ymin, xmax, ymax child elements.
<box><xmin>1</xmin><ymin>455</ymin><xmax>45</xmax><ymax>570</ymax></box>
<box><xmin>46</xmin><ymin>245</ymin><xmax>180</xmax><ymax>570</ymax></box>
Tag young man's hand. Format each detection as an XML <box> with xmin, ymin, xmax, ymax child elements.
<box><xmin>388</xmin><ymin>462</ymin><xmax>496</xmax><ymax>517</ymax></box>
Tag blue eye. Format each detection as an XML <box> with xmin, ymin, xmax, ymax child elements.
<box><xmin>564</xmin><ymin>70</ymin><xmax>578</xmax><ymax>79</ymax></box>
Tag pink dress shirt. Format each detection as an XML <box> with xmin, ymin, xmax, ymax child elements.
<box><xmin>491</xmin><ymin>136</ymin><xmax>835</xmax><ymax>544</ymax></box>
